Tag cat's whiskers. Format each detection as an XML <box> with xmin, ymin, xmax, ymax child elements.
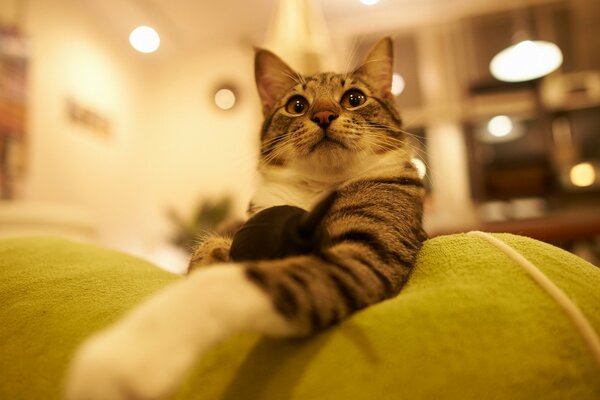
<box><xmin>363</xmin><ymin>131</ymin><xmax>434</xmax><ymax>186</ymax></box>
<box><xmin>261</xmin><ymin>134</ymin><xmax>289</xmax><ymax>151</ymax></box>
<box><xmin>342</xmin><ymin>38</ymin><xmax>362</xmax><ymax>80</ymax></box>
<box><xmin>351</xmin><ymin>57</ymin><xmax>392</xmax><ymax>76</ymax></box>
<box><xmin>358</xmin><ymin>136</ymin><xmax>398</xmax><ymax>155</ymax></box>
<box><xmin>356</xmin><ymin>127</ymin><xmax>422</xmax><ymax>160</ymax></box>
<box><xmin>361</xmin><ymin>123</ymin><xmax>430</xmax><ymax>158</ymax></box>
<box><xmin>368</xmin><ymin>130</ymin><xmax>425</xmax><ymax>155</ymax></box>
<box><xmin>278</xmin><ymin>70</ymin><xmax>306</xmax><ymax>87</ymax></box>
<box><xmin>364</xmin><ymin>122</ymin><xmax>427</xmax><ymax>143</ymax></box>
<box><xmin>261</xmin><ymin>141</ymin><xmax>291</xmax><ymax>165</ymax></box>
<box><xmin>367</xmin><ymin>129</ymin><xmax>430</xmax><ymax>161</ymax></box>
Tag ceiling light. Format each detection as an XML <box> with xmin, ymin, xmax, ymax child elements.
<box><xmin>360</xmin><ymin>0</ymin><xmax>380</xmax><ymax>5</ymax></box>
<box><xmin>214</xmin><ymin>88</ymin><xmax>236</xmax><ymax>110</ymax></box>
<box><xmin>487</xmin><ymin>115</ymin><xmax>513</xmax><ymax>137</ymax></box>
<box><xmin>391</xmin><ymin>73</ymin><xmax>405</xmax><ymax>96</ymax></box>
<box><xmin>490</xmin><ymin>40</ymin><xmax>563</xmax><ymax>82</ymax></box>
<box><xmin>129</xmin><ymin>26</ymin><xmax>160</xmax><ymax>54</ymax></box>
<box><xmin>569</xmin><ymin>162</ymin><xmax>596</xmax><ymax>187</ymax></box>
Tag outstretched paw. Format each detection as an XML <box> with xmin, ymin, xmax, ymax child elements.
<box><xmin>67</xmin><ymin>334</ymin><xmax>142</xmax><ymax>400</ymax></box>
<box><xmin>66</xmin><ymin>326</ymin><xmax>194</xmax><ymax>400</ymax></box>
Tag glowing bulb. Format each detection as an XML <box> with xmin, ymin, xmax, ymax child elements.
<box><xmin>411</xmin><ymin>158</ymin><xmax>427</xmax><ymax>179</ymax></box>
<box><xmin>391</xmin><ymin>73</ymin><xmax>405</xmax><ymax>96</ymax></box>
<box><xmin>129</xmin><ymin>26</ymin><xmax>160</xmax><ymax>53</ymax></box>
<box><xmin>570</xmin><ymin>162</ymin><xmax>596</xmax><ymax>187</ymax></box>
<box><xmin>360</xmin><ymin>0</ymin><xmax>380</xmax><ymax>5</ymax></box>
<box><xmin>490</xmin><ymin>40</ymin><xmax>563</xmax><ymax>82</ymax></box>
<box><xmin>214</xmin><ymin>88</ymin><xmax>236</xmax><ymax>110</ymax></box>
<box><xmin>487</xmin><ymin>115</ymin><xmax>513</xmax><ymax>137</ymax></box>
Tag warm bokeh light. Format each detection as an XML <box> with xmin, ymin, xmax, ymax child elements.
<box><xmin>412</xmin><ymin>157</ymin><xmax>427</xmax><ymax>179</ymax></box>
<box><xmin>487</xmin><ymin>115</ymin><xmax>513</xmax><ymax>137</ymax></box>
<box><xmin>214</xmin><ymin>88</ymin><xmax>236</xmax><ymax>110</ymax></box>
<box><xmin>391</xmin><ymin>73</ymin><xmax>406</xmax><ymax>96</ymax></box>
<box><xmin>128</xmin><ymin>26</ymin><xmax>160</xmax><ymax>53</ymax></box>
<box><xmin>569</xmin><ymin>162</ymin><xmax>596</xmax><ymax>187</ymax></box>
<box><xmin>490</xmin><ymin>40</ymin><xmax>563</xmax><ymax>82</ymax></box>
<box><xmin>360</xmin><ymin>0</ymin><xmax>380</xmax><ymax>5</ymax></box>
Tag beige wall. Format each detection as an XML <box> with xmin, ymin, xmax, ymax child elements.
<box><xmin>141</xmin><ymin>47</ymin><xmax>262</xmax><ymax>252</ymax></box>
<box><xmin>15</xmin><ymin>0</ymin><xmax>150</xmax><ymax>254</ymax></box>
<box><xmin>1</xmin><ymin>0</ymin><xmax>262</xmax><ymax>269</ymax></box>
<box><xmin>137</xmin><ymin>47</ymin><xmax>261</xmax><ymax>271</ymax></box>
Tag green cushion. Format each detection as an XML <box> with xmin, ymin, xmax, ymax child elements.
<box><xmin>1</xmin><ymin>234</ymin><xmax>599</xmax><ymax>399</ymax></box>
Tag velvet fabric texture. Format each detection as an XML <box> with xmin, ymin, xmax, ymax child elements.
<box><xmin>1</xmin><ymin>234</ymin><xmax>599</xmax><ymax>399</ymax></box>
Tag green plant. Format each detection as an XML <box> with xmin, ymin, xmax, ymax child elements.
<box><xmin>169</xmin><ymin>196</ymin><xmax>233</xmax><ymax>253</ymax></box>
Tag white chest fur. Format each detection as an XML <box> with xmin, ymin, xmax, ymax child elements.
<box><xmin>250</xmin><ymin>149</ymin><xmax>410</xmax><ymax>214</ymax></box>
<box><xmin>250</xmin><ymin>171</ymin><xmax>336</xmax><ymax>212</ymax></box>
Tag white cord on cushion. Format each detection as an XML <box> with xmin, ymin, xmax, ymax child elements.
<box><xmin>467</xmin><ymin>230</ymin><xmax>600</xmax><ymax>369</ymax></box>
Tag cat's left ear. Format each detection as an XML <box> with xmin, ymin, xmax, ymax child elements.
<box><xmin>354</xmin><ymin>37</ymin><xmax>394</xmax><ymax>98</ymax></box>
<box><xmin>255</xmin><ymin>49</ymin><xmax>301</xmax><ymax>115</ymax></box>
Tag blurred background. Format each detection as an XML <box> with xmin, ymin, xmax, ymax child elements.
<box><xmin>0</xmin><ymin>0</ymin><xmax>599</xmax><ymax>272</ymax></box>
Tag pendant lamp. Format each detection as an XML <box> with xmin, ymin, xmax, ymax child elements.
<box><xmin>263</xmin><ymin>0</ymin><xmax>336</xmax><ymax>74</ymax></box>
<box><xmin>490</xmin><ymin>38</ymin><xmax>563</xmax><ymax>82</ymax></box>
<box><xmin>489</xmin><ymin>10</ymin><xmax>563</xmax><ymax>82</ymax></box>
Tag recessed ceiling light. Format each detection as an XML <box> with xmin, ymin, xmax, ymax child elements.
<box><xmin>360</xmin><ymin>0</ymin><xmax>380</xmax><ymax>5</ymax></box>
<box><xmin>214</xmin><ymin>88</ymin><xmax>236</xmax><ymax>110</ymax></box>
<box><xmin>490</xmin><ymin>40</ymin><xmax>563</xmax><ymax>82</ymax></box>
<box><xmin>487</xmin><ymin>115</ymin><xmax>513</xmax><ymax>138</ymax></box>
<box><xmin>391</xmin><ymin>73</ymin><xmax>405</xmax><ymax>96</ymax></box>
<box><xmin>129</xmin><ymin>26</ymin><xmax>160</xmax><ymax>54</ymax></box>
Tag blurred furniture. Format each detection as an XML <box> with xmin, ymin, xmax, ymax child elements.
<box><xmin>432</xmin><ymin>208</ymin><xmax>600</xmax><ymax>244</ymax></box>
<box><xmin>479</xmin><ymin>210</ymin><xmax>600</xmax><ymax>244</ymax></box>
<box><xmin>430</xmin><ymin>208</ymin><xmax>600</xmax><ymax>266</ymax></box>
<box><xmin>0</xmin><ymin>201</ymin><xmax>96</xmax><ymax>242</ymax></box>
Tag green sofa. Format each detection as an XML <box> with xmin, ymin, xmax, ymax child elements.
<box><xmin>1</xmin><ymin>234</ymin><xmax>599</xmax><ymax>399</ymax></box>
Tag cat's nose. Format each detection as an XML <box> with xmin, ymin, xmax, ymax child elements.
<box><xmin>311</xmin><ymin>111</ymin><xmax>338</xmax><ymax>128</ymax></box>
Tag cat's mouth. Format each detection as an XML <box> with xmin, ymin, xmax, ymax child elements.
<box><xmin>308</xmin><ymin>133</ymin><xmax>348</xmax><ymax>154</ymax></box>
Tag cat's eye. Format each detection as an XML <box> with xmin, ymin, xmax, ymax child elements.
<box><xmin>285</xmin><ymin>96</ymin><xmax>309</xmax><ymax>115</ymax></box>
<box><xmin>341</xmin><ymin>90</ymin><xmax>367</xmax><ymax>109</ymax></box>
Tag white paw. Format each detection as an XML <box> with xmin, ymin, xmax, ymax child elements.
<box><xmin>66</xmin><ymin>335</ymin><xmax>139</xmax><ymax>400</ymax></box>
<box><xmin>65</xmin><ymin>265</ymin><xmax>294</xmax><ymax>400</ymax></box>
<box><xmin>65</xmin><ymin>327</ymin><xmax>191</xmax><ymax>400</ymax></box>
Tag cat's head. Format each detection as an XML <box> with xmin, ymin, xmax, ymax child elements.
<box><xmin>255</xmin><ymin>37</ymin><xmax>406</xmax><ymax>179</ymax></box>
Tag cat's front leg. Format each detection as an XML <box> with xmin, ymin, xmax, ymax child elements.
<box><xmin>188</xmin><ymin>236</ymin><xmax>232</xmax><ymax>273</ymax></box>
<box><xmin>66</xmin><ymin>265</ymin><xmax>294</xmax><ymax>400</ymax></box>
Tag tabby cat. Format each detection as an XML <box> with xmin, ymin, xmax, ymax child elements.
<box><xmin>67</xmin><ymin>37</ymin><xmax>427</xmax><ymax>400</ymax></box>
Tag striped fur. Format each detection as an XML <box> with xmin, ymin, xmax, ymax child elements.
<box><xmin>191</xmin><ymin>37</ymin><xmax>427</xmax><ymax>334</ymax></box>
<box><xmin>246</xmin><ymin>171</ymin><xmax>426</xmax><ymax>333</ymax></box>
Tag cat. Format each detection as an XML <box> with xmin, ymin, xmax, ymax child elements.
<box><xmin>66</xmin><ymin>37</ymin><xmax>427</xmax><ymax>400</ymax></box>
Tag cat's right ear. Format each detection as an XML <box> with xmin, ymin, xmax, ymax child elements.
<box><xmin>255</xmin><ymin>49</ymin><xmax>300</xmax><ymax>115</ymax></box>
